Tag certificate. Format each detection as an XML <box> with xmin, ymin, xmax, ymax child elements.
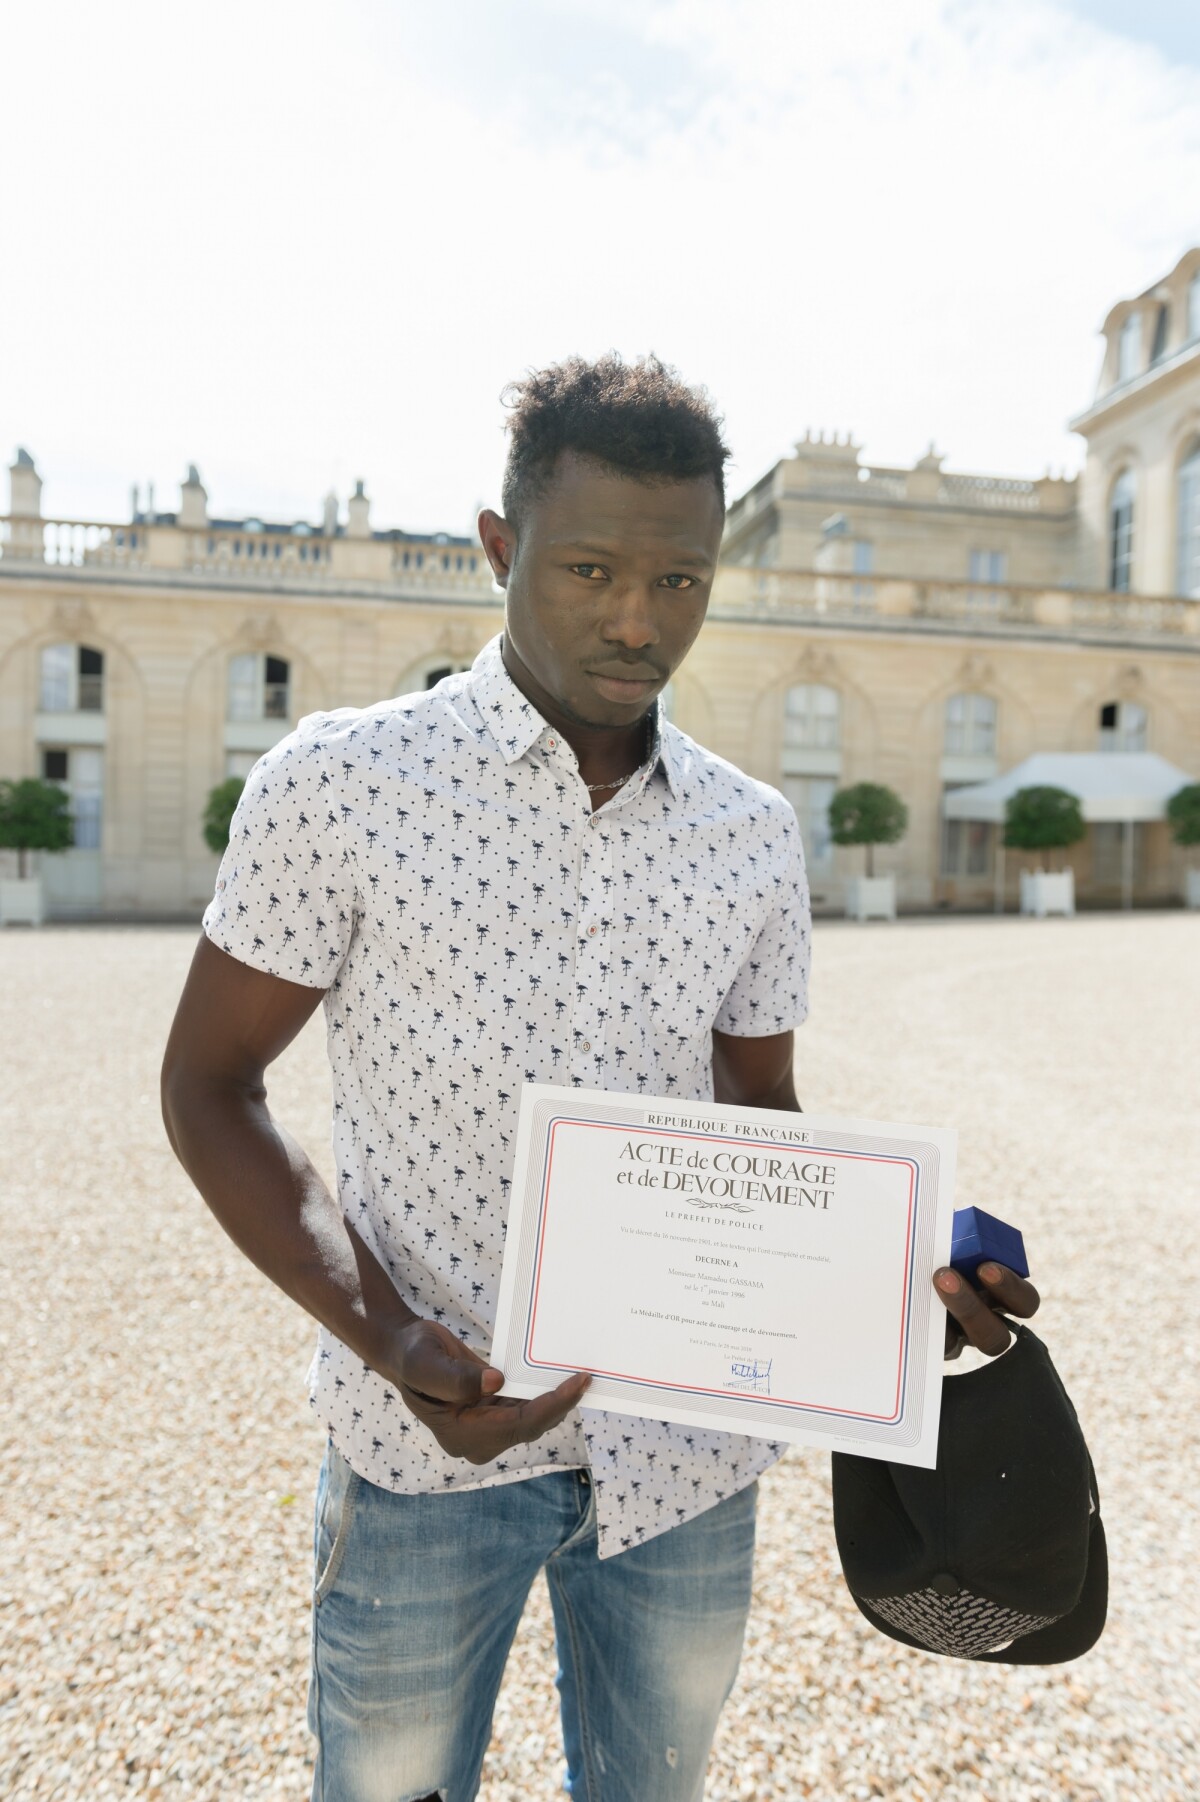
<box><xmin>491</xmin><ymin>1086</ymin><xmax>956</xmax><ymax>1467</ymax></box>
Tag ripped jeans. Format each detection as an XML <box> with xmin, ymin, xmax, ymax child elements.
<box><xmin>307</xmin><ymin>1440</ymin><xmax>757</xmax><ymax>1802</ymax></box>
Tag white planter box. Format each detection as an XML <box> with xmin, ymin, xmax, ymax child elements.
<box><xmin>1019</xmin><ymin>869</ymin><xmax>1075</xmax><ymax>918</ymax></box>
<box><xmin>1185</xmin><ymin>868</ymin><xmax>1200</xmax><ymax>910</ymax></box>
<box><xmin>0</xmin><ymin>876</ymin><xmax>45</xmax><ymax>926</ymax></box>
<box><xmin>847</xmin><ymin>874</ymin><xmax>897</xmax><ymax>921</ymax></box>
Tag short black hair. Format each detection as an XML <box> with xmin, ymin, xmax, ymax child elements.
<box><xmin>500</xmin><ymin>352</ymin><xmax>730</xmax><ymax>527</ymax></box>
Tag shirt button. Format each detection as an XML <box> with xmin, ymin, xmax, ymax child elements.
<box><xmin>587</xmin><ymin>925</ymin><xmax>598</xmax><ymax>937</ymax></box>
<box><xmin>217</xmin><ymin>878</ymin><xmax>225</xmax><ymax>890</ymax></box>
<box><xmin>547</xmin><ymin>737</ymin><xmax>557</xmax><ymax>750</ymax></box>
<box><xmin>581</xmin><ymin>1040</ymin><xmax>591</xmax><ymax>1053</ymax></box>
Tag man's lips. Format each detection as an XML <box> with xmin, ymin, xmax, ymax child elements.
<box><xmin>587</xmin><ymin>667</ymin><xmax>663</xmax><ymax>701</ymax></box>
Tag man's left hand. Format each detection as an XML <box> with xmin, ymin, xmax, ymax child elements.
<box><xmin>933</xmin><ymin>1262</ymin><xmax>1040</xmax><ymax>1358</ymax></box>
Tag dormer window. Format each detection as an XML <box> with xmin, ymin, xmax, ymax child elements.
<box><xmin>1149</xmin><ymin>304</ymin><xmax>1168</xmax><ymax>365</ymax></box>
<box><xmin>1117</xmin><ymin>313</ymin><xmax>1142</xmax><ymax>384</ymax></box>
<box><xmin>1189</xmin><ymin>273</ymin><xmax>1200</xmax><ymax>343</ymax></box>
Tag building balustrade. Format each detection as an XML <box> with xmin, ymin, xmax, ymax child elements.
<box><xmin>0</xmin><ymin>515</ymin><xmax>496</xmax><ymax>598</ymax></box>
<box><xmin>708</xmin><ymin>567</ymin><xmax>1200</xmax><ymax>644</ymax></box>
<box><xmin>3</xmin><ymin>512</ymin><xmax>1196</xmax><ymax>646</ymax></box>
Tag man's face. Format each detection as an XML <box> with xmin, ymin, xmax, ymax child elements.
<box><xmin>481</xmin><ymin>450</ymin><xmax>724</xmax><ymax>731</ymax></box>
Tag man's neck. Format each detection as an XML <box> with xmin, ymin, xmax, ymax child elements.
<box><xmin>500</xmin><ymin>635</ymin><xmax>654</xmax><ymax>791</ymax></box>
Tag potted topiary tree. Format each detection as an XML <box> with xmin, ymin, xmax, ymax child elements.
<box><xmin>203</xmin><ymin>775</ymin><xmax>247</xmax><ymax>855</ymax></box>
<box><xmin>0</xmin><ymin>777</ymin><xmax>73</xmax><ymax>926</ymax></box>
<box><xmin>1166</xmin><ymin>781</ymin><xmax>1200</xmax><ymax>909</ymax></box>
<box><xmin>829</xmin><ymin>781</ymin><xmax>908</xmax><ymax>920</ymax></box>
<box><xmin>1004</xmin><ymin>785</ymin><xmax>1085</xmax><ymax>917</ymax></box>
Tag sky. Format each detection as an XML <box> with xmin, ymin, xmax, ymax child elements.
<box><xmin>4</xmin><ymin>0</ymin><xmax>1200</xmax><ymax>537</ymax></box>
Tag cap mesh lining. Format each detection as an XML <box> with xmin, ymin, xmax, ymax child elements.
<box><xmin>863</xmin><ymin>1585</ymin><xmax>1062</xmax><ymax>1658</ymax></box>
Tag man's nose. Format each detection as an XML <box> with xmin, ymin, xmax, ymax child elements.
<box><xmin>602</xmin><ymin>582</ymin><xmax>660</xmax><ymax>649</ymax></box>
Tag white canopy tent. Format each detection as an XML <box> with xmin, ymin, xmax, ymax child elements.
<box><xmin>941</xmin><ymin>752</ymin><xmax>1195</xmax><ymax>911</ymax></box>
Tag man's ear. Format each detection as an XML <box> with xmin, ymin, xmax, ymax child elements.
<box><xmin>477</xmin><ymin>508</ymin><xmax>515</xmax><ymax>589</ymax></box>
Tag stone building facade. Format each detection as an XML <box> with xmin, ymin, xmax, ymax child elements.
<box><xmin>2</xmin><ymin>252</ymin><xmax>1199</xmax><ymax>920</ymax></box>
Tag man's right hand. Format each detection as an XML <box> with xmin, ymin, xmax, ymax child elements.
<box><xmin>391</xmin><ymin>1317</ymin><xmax>590</xmax><ymax>1465</ymax></box>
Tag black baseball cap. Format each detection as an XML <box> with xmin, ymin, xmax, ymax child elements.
<box><xmin>832</xmin><ymin>1326</ymin><xmax>1107</xmax><ymax>1663</ymax></box>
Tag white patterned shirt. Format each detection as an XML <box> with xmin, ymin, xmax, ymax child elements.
<box><xmin>203</xmin><ymin>634</ymin><xmax>811</xmax><ymax>1555</ymax></box>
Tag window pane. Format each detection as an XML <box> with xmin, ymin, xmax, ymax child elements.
<box><xmin>42</xmin><ymin>747</ymin><xmax>69</xmax><ymax>781</ymax></box>
<box><xmin>940</xmin><ymin>789</ymin><xmax>993</xmax><ymax>877</ymax></box>
<box><xmin>783</xmin><ymin>684</ymin><xmax>840</xmax><ymax>753</ymax></box>
<box><xmin>1118</xmin><ymin>313</ymin><xmax>1141</xmax><ymax>383</ymax></box>
<box><xmin>966</xmin><ymin>822</ymin><xmax>990</xmax><ymax>876</ymax></box>
<box><xmin>1119</xmin><ymin>702</ymin><xmax>1147</xmax><ymax>750</ymax></box>
<box><xmin>73</xmin><ymin>793</ymin><xmax>103</xmax><ymax>850</ymax></box>
<box><xmin>227</xmin><ymin>653</ymin><xmax>261</xmax><ymax>722</ymax></box>
<box><xmin>944</xmin><ymin>692</ymin><xmax>996</xmax><ymax>757</ymax></box>
<box><xmin>1109</xmin><ymin>469</ymin><xmax>1135</xmax><ymax>592</ymax></box>
<box><xmin>1178</xmin><ymin>448</ymin><xmax>1200</xmax><ymax>599</ymax></box>
<box><xmin>969</xmin><ymin>694</ymin><xmax>997</xmax><ymax>757</ymax></box>
<box><xmin>39</xmin><ymin>643</ymin><xmax>75</xmax><ymax>711</ymax></box>
<box><xmin>1189</xmin><ymin>274</ymin><xmax>1200</xmax><ymax>342</ymax></box>
<box><xmin>940</xmin><ymin>816</ymin><xmax>963</xmax><ymax>877</ymax></box>
<box><xmin>225</xmin><ymin>751</ymin><xmax>259</xmax><ymax>781</ymax></box>
<box><xmin>1098</xmin><ymin>699</ymin><xmax>1147</xmax><ymax>752</ymax></box>
<box><xmin>783</xmin><ymin>775</ymin><xmax>835</xmax><ymax>872</ymax></box>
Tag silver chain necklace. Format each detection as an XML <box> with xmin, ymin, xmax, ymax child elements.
<box><xmin>583</xmin><ymin>713</ymin><xmax>655</xmax><ymax>791</ymax></box>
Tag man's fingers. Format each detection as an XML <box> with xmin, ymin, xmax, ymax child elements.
<box><xmin>500</xmin><ymin>1372</ymin><xmax>591</xmax><ymax>1447</ymax></box>
<box><xmin>933</xmin><ymin>1268</ymin><xmax>1014</xmax><ymax>1357</ymax></box>
<box><xmin>976</xmin><ymin>1261</ymin><xmax>1040</xmax><ymax>1318</ymax></box>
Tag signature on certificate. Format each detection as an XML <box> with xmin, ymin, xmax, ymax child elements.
<box><xmin>728</xmin><ymin>1356</ymin><xmax>773</xmax><ymax>1395</ymax></box>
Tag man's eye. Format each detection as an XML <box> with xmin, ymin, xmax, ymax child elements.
<box><xmin>571</xmin><ymin>564</ymin><xmax>606</xmax><ymax>580</ymax></box>
<box><xmin>660</xmin><ymin>574</ymin><xmax>696</xmax><ymax>590</ymax></box>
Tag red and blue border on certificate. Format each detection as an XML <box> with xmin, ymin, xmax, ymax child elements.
<box><xmin>521</xmin><ymin>1115</ymin><xmax>921</xmax><ymax>1429</ymax></box>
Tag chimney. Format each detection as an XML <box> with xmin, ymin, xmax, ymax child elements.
<box><xmin>9</xmin><ymin>447</ymin><xmax>42</xmax><ymax>518</ymax></box>
<box><xmin>179</xmin><ymin>464</ymin><xmax>207</xmax><ymax>528</ymax></box>
<box><xmin>347</xmin><ymin>477</ymin><xmax>371</xmax><ymax>539</ymax></box>
<box><xmin>322</xmin><ymin>489</ymin><xmax>339</xmax><ymax>536</ymax></box>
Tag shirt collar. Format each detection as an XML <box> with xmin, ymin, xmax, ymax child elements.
<box><xmin>469</xmin><ymin>633</ymin><xmax>680</xmax><ymax>799</ymax></box>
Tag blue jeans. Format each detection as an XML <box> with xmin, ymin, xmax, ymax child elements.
<box><xmin>307</xmin><ymin>1440</ymin><xmax>757</xmax><ymax>1802</ymax></box>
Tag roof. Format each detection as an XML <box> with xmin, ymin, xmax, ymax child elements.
<box><xmin>942</xmin><ymin>753</ymin><xmax>1195</xmax><ymax>824</ymax></box>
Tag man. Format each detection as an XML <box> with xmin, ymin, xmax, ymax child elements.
<box><xmin>162</xmin><ymin>354</ymin><xmax>1035</xmax><ymax>1801</ymax></box>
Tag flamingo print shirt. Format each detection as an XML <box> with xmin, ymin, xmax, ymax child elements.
<box><xmin>203</xmin><ymin>634</ymin><xmax>810</xmax><ymax>1556</ymax></box>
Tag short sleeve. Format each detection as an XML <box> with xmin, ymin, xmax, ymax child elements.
<box><xmin>201</xmin><ymin>715</ymin><xmax>358</xmax><ymax>988</ymax></box>
<box><xmin>714</xmin><ymin>805</ymin><xmax>810</xmax><ymax>1036</ymax></box>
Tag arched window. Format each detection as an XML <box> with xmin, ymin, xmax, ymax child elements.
<box><xmin>228</xmin><ymin>653</ymin><xmax>290</xmax><ymax>721</ymax></box>
<box><xmin>39</xmin><ymin>643</ymin><xmax>104</xmax><ymax>713</ymax></box>
<box><xmin>944</xmin><ymin>693</ymin><xmax>997</xmax><ymax>759</ymax></box>
<box><xmin>1097</xmin><ymin>700</ymin><xmax>1147</xmax><ymax>752</ymax></box>
<box><xmin>404</xmin><ymin>656</ymin><xmax>472</xmax><ymax>694</ymax></box>
<box><xmin>1117</xmin><ymin>312</ymin><xmax>1142</xmax><ymax>384</ymax></box>
<box><xmin>1188</xmin><ymin>272</ymin><xmax>1200</xmax><ymax>343</ymax></box>
<box><xmin>1178</xmin><ymin>444</ymin><xmax>1200</xmax><ymax>598</ymax></box>
<box><xmin>782</xmin><ymin>683</ymin><xmax>840</xmax><ymax>753</ymax></box>
<box><xmin>1109</xmin><ymin>469</ymin><xmax>1135</xmax><ymax>593</ymax></box>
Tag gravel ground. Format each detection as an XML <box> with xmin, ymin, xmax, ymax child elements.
<box><xmin>2</xmin><ymin>914</ymin><xmax>1197</xmax><ymax>1800</ymax></box>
